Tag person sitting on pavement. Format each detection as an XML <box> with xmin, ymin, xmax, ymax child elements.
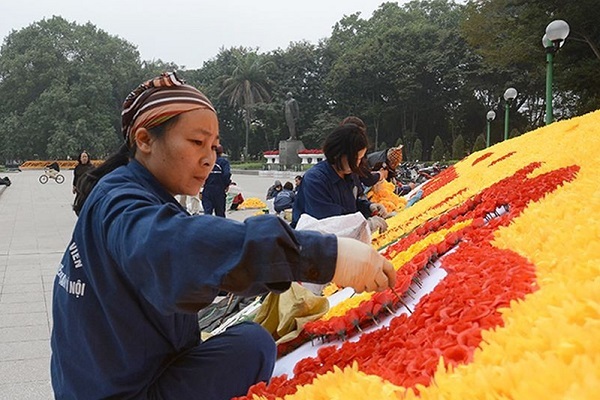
<box><xmin>266</xmin><ymin>180</ymin><xmax>283</xmax><ymax>200</ymax></box>
<box><xmin>291</xmin><ymin>123</ymin><xmax>389</xmax><ymax>233</ymax></box>
<box><xmin>51</xmin><ymin>71</ymin><xmax>395</xmax><ymax>400</ymax></box>
<box><xmin>274</xmin><ymin>181</ymin><xmax>295</xmax><ymax>215</ymax></box>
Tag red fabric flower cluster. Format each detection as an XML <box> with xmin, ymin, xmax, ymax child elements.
<box><xmin>234</xmin><ymin>162</ymin><xmax>580</xmax><ymax>400</ymax></box>
<box><xmin>421</xmin><ymin>165</ymin><xmax>458</xmax><ymax>198</ymax></box>
<box><xmin>472</xmin><ymin>152</ymin><xmax>493</xmax><ymax>166</ymax></box>
<box><xmin>489</xmin><ymin>151</ymin><xmax>516</xmax><ymax>166</ymax></box>
<box><xmin>298</xmin><ymin>149</ymin><xmax>323</xmax><ymax>154</ymax></box>
<box><xmin>263</xmin><ymin>150</ymin><xmax>280</xmax><ymax>155</ymax></box>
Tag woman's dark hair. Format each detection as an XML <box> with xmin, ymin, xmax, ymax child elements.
<box><xmin>283</xmin><ymin>181</ymin><xmax>294</xmax><ymax>190</ymax></box>
<box><xmin>340</xmin><ymin>116</ymin><xmax>366</xmax><ymax>133</ymax></box>
<box><xmin>323</xmin><ymin>124</ymin><xmax>369</xmax><ymax>176</ymax></box>
<box><xmin>73</xmin><ymin>116</ymin><xmax>180</xmax><ymax>215</ymax></box>
<box><xmin>77</xmin><ymin>151</ymin><xmax>91</xmax><ymax>164</ymax></box>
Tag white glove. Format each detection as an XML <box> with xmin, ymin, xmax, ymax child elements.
<box><xmin>368</xmin><ymin>215</ymin><xmax>388</xmax><ymax>233</ymax></box>
<box><xmin>369</xmin><ymin>202</ymin><xmax>388</xmax><ymax>218</ymax></box>
<box><xmin>333</xmin><ymin>237</ymin><xmax>396</xmax><ymax>293</ymax></box>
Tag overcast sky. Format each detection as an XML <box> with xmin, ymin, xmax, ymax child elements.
<box><xmin>1</xmin><ymin>1</ymin><xmax>412</xmax><ymax>69</ymax></box>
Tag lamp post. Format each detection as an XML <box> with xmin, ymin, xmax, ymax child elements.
<box><xmin>543</xmin><ymin>20</ymin><xmax>570</xmax><ymax>125</ymax></box>
<box><xmin>503</xmin><ymin>87</ymin><xmax>517</xmax><ymax>141</ymax></box>
<box><xmin>486</xmin><ymin>110</ymin><xmax>496</xmax><ymax>148</ymax></box>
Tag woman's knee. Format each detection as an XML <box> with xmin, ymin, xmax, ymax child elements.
<box><xmin>225</xmin><ymin>322</ymin><xmax>276</xmax><ymax>360</ymax></box>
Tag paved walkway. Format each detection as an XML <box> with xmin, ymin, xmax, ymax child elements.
<box><xmin>0</xmin><ymin>169</ymin><xmax>294</xmax><ymax>399</ymax></box>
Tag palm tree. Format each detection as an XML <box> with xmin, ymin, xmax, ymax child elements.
<box><xmin>219</xmin><ymin>51</ymin><xmax>272</xmax><ymax>160</ymax></box>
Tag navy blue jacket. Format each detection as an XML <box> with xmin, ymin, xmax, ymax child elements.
<box><xmin>203</xmin><ymin>156</ymin><xmax>231</xmax><ymax>194</ymax></box>
<box><xmin>291</xmin><ymin>160</ymin><xmax>371</xmax><ymax>227</ymax></box>
<box><xmin>50</xmin><ymin>160</ymin><xmax>337</xmax><ymax>399</ymax></box>
<box><xmin>274</xmin><ymin>188</ymin><xmax>295</xmax><ymax>213</ymax></box>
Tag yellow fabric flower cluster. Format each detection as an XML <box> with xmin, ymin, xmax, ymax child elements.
<box><xmin>239</xmin><ymin>197</ymin><xmax>267</xmax><ymax>209</ymax></box>
<box><xmin>368</xmin><ymin>180</ymin><xmax>407</xmax><ymax>213</ymax></box>
<box><xmin>274</xmin><ymin>110</ymin><xmax>600</xmax><ymax>399</ymax></box>
<box><xmin>320</xmin><ymin>292</ymin><xmax>373</xmax><ymax>321</ymax></box>
<box><xmin>253</xmin><ymin>362</ymin><xmax>405</xmax><ymax>400</ymax></box>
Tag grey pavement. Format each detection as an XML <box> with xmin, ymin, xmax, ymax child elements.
<box><xmin>0</xmin><ymin>168</ymin><xmax>300</xmax><ymax>399</ymax></box>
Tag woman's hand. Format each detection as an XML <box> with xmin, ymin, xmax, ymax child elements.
<box><xmin>369</xmin><ymin>202</ymin><xmax>388</xmax><ymax>218</ymax></box>
<box><xmin>333</xmin><ymin>237</ymin><xmax>396</xmax><ymax>293</ymax></box>
<box><xmin>368</xmin><ymin>215</ymin><xmax>388</xmax><ymax>233</ymax></box>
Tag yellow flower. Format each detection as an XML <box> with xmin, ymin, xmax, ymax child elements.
<box><xmin>239</xmin><ymin>197</ymin><xmax>267</xmax><ymax>209</ymax></box>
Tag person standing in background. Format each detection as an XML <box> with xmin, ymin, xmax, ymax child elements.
<box><xmin>201</xmin><ymin>145</ymin><xmax>231</xmax><ymax>217</ymax></box>
<box><xmin>73</xmin><ymin>152</ymin><xmax>94</xmax><ymax>195</ymax></box>
<box><xmin>294</xmin><ymin>175</ymin><xmax>303</xmax><ymax>194</ymax></box>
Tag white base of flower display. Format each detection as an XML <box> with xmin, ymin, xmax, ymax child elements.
<box><xmin>273</xmin><ymin>260</ymin><xmax>448</xmax><ymax>378</ymax></box>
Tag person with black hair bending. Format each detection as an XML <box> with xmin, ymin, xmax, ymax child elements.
<box><xmin>291</xmin><ymin>123</ymin><xmax>389</xmax><ymax>233</ymax></box>
<box><xmin>52</xmin><ymin>72</ymin><xmax>395</xmax><ymax>400</ymax></box>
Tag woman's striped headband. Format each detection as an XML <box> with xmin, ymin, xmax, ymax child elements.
<box><xmin>121</xmin><ymin>72</ymin><xmax>215</xmax><ymax>145</ymax></box>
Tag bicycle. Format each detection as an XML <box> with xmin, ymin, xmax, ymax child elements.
<box><xmin>39</xmin><ymin>166</ymin><xmax>65</xmax><ymax>184</ymax></box>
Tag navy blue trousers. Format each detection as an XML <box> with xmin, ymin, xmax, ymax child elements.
<box><xmin>149</xmin><ymin>322</ymin><xmax>276</xmax><ymax>400</ymax></box>
<box><xmin>202</xmin><ymin>189</ymin><xmax>226</xmax><ymax>217</ymax></box>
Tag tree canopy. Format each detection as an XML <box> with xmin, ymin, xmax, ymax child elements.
<box><xmin>1</xmin><ymin>1</ymin><xmax>598</xmax><ymax>163</ymax></box>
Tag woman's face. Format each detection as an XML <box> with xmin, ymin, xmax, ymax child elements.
<box><xmin>136</xmin><ymin>108</ymin><xmax>219</xmax><ymax>196</ymax></box>
<box><xmin>339</xmin><ymin>148</ymin><xmax>367</xmax><ymax>175</ymax></box>
<box><xmin>80</xmin><ymin>152</ymin><xmax>89</xmax><ymax>164</ymax></box>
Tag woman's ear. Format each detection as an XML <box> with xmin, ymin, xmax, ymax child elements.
<box><xmin>134</xmin><ymin>128</ymin><xmax>153</xmax><ymax>155</ymax></box>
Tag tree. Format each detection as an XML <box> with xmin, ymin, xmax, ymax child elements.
<box><xmin>0</xmin><ymin>17</ymin><xmax>143</xmax><ymax>160</ymax></box>
<box><xmin>461</xmin><ymin>0</ymin><xmax>600</xmax><ymax>120</ymax></box>
<box><xmin>452</xmin><ymin>134</ymin><xmax>465</xmax><ymax>160</ymax></box>
<box><xmin>411</xmin><ymin>138</ymin><xmax>423</xmax><ymax>161</ymax></box>
<box><xmin>326</xmin><ymin>1</ymin><xmax>474</xmax><ymax>156</ymax></box>
<box><xmin>267</xmin><ymin>41</ymin><xmax>332</xmax><ymax>145</ymax></box>
<box><xmin>431</xmin><ymin>135</ymin><xmax>446</xmax><ymax>161</ymax></box>
<box><xmin>472</xmin><ymin>134</ymin><xmax>486</xmax><ymax>153</ymax></box>
<box><xmin>218</xmin><ymin>50</ymin><xmax>273</xmax><ymax>160</ymax></box>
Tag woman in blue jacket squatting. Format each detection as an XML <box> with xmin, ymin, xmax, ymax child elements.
<box><xmin>50</xmin><ymin>72</ymin><xmax>396</xmax><ymax>400</ymax></box>
<box><xmin>291</xmin><ymin>123</ymin><xmax>389</xmax><ymax>232</ymax></box>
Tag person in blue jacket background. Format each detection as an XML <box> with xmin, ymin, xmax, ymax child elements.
<box><xmin>291</xmin><ymin>123</ymin><xmax>389</xmax><ymax>232</ymax></box>
<box><xmin>201</xmin><ymin>144</ymin><xmax>231</xmax><ymax>217</ymax></box>
<box><xmin>53</xmin><ymin>72</ymin><xmax>395</xmax><ymax>400</ymax></box>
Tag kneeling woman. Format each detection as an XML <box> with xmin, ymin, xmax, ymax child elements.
<box><xmin>291</xmin><ymin>123</ymin><xmax>388</xmax><ymax>232</ymax></box>
<box><xmin>51</xmin><ymin>72</ymin><xmax>395</xmax><ymax>400</ymax></box>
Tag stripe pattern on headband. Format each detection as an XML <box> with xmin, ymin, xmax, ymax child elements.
<box><xmin>121</xmin><ymin>72</ymin><xmax>215</xmax><ymax>145</ymax></box>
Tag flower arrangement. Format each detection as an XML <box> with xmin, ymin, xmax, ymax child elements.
<box><xmin>263</xmin><ymin>150</ymin><xmax>280</xmax><ymax>156</ymax></box>
<box><xmin>235</xmin><ymin>109</ymin><xmax>600</xmax><ymax>399</ymax></box>
<box><xmin>367</xmin><ymin>180</ymin><xmax>407</xmax><ymax>213</ymax></box>
<box><xmin>298</xmin><ymin>149</ymin><xmax>323</xmax><ymax>154</ymax></box>
<box><xmin>238</xmin><ymin>197</ymin><xmax>267</xmax><ymax>210</ymax></box>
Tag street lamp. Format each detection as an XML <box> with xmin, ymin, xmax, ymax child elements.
<box><xmin>486</xmin><ymin>110</ymin><xmax>496</xmax><ymax>148</ymax></box>
<box><xmin>503</xmin><ymin>87</ymin><xmax>517</xmax><ymax>141</ymax></box>
<box><xmin>543</xmin><ymin>19</ymin><xmax>570</xmax><ymax>125</ymax></box>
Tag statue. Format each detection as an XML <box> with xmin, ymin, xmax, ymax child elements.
<box><xmin>284</xmin><ymin>92</ymin><xmax>300</xmax><ymax>141</ymax></box>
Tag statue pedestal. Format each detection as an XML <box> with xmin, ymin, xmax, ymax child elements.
<box><xmin>278</xmin><ymin>140</ymin><xmax>305</xmax><ymax>168</ymax></box>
